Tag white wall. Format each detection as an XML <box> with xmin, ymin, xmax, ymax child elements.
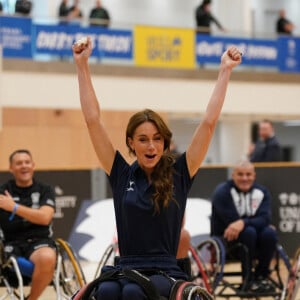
<box><xmin>252</xmin><ymin>0</ymin><xmax>300</xmax><ymax>37</ymax></box>
<box><xmin>29</xmin><ymin>0</ymin><xmax>300</xmax><ymax>36</ymax></box>
<box><xmin>169</xmin><ymin>119</ymin><xmax>221</xmax><ymax>164</ymax></box>
<box><xmin>274</xmin><ymin>123</ymin><xmax>300</xmax><ymax>162</ymax></box>
<box><xmin>2</xmin><ymin>71</ymin><xmax>300</xmax><ymax>116</ymax></box>
<box><xmin>170</xmin><ymin>119</ymin><xmax>300</xmax><ymax>164</ymax></box>
<box><xmin>3</xmin><ymin>0</ymin><xmax>299</xmax><ymax>36</ymax></box>
<box><xmin>2</xmin><ymin>69</ymin><xmax>300</xmax><ymax>163</ymax></box>
<box><xmin>34</xmin><ymin>0</ymin><xmax>200</xmax><ymax>28</ymax></box>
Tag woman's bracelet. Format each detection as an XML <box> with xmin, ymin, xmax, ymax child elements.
<box><xmin>9</xmin><ymin>203</ymin><xmax>19</xmax><ymax>221</ymax></box>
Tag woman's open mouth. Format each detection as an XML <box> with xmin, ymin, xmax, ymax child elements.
<box><xmin>145</xmin><ymin>154</ymin><xmax>156</xmax><ymax>160</ymax></box>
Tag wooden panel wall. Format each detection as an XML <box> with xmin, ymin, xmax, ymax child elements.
<box><xmin>0</xmin><ymin>108</ymin><xmax>168</xmax><ymax>171</ymax></box>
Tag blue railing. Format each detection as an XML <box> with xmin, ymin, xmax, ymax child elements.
<box><xmin>0</xmin><ymin>15</ymin><xmax>299</xmax><ymax>73</ymax></box>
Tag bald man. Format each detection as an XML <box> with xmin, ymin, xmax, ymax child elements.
<box><xmin>211</xmin><ymin>161</ymin><xmax>277</xmax><ymax>293</ymax></box>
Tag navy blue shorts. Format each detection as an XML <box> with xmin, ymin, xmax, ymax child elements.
<box><xmin>4</xmin><ymin>238</ymin><xmax>56</xmax><ymax>259</ymax></box>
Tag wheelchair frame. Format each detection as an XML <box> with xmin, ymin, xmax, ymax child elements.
<box><xmin>94</xmin><ymin>238</ymin><xmax>296</xmax><ymax>300</ymax></box>
<box><xmin>194</xmin><ymin>237</ymin><xmax>293</xmax><ymax>300</ymax></box>
<box><xmin>0</xmin><ymin>238</ymin><xmax>86</xmax><ymax>300</ymax></box>
<box><xmin>287</xmin><ymin>247</ymin><xmax>300</xmax><ymax>300</ymax></box>
<box><xmin>189</xmin><ymin>237</ymin><xmax>224</xmax><ymax>294</ymax></box>
<box><xmin>94</xmin><ymin>242</ymin><xmax>119</xmax><ymax>280</ymax></box>
<box><xmin>94</xmin><ymin>241</ymin><xmax>216</xmax><ymax>299</ymax></box>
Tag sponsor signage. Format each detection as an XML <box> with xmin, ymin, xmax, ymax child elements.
<box><xmin>34</xmin><ymin>24</ymin><xmax>133</xmax><ymax>59</ymax></box>
<box><xmin>135</xmin><ymin>25</ymin><xmax>195</xmax><ymax>69</ymax></box>
<box><xmin>255</xmin><ymin>166</ymin><xmax>300</xmax><ymax>257</ymax></box>
<box><xmin>196</xmin><ymin>35</ymin><xmax>278</xmax><ymax>67</ymax></box>
<box><xmin>1</xmin><ymin>16</ymin><xmax>300</xmax><ymax>73</ymax></box>
<box><xmin>0</xmin><ymin>16</ymin><xmax>32</xmax><ymax>58</ymax></box>
<box><xmin>277</xmin><ymin>36</ymin><xmax>300</xmax><ymax>73</ymax></box>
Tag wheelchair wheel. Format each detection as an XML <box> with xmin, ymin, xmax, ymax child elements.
<box><xmin>189</xmin><ymin>245</ymin><xmax>212</xmax><ymax>293</ymax></box>
<box><xmin>268</xmin><ymin>244</ymin><xmax>291</xmax><ymax>300</ymax></box>
<box><xmin>169</xmin><ymin>280</ymin><xmax>213</xmax><ymax>300</ymax></box>
<box><xmin>55</xmin><ymin>238</ymin><xmax>86</xmax><ymax>297</ymax></box>
<box><xmin>287</xmin><ymin>247</ymin><xmax>300</xmax><ymax>300</ymax></box>
<box><xmin>94</xmin><ymin>243</ymin><xmax>118</xmax><ymax>279</ymax></box>
<box><xmin>0</xmin><ymin>238</ymin><xmax>30</xmax><ymax>300</ymax></box>
<box><xmin>194</xmin><ymin>237</ymin><xmax>225</xmax><ymax>293</ymax></box>
<box><xmin>0</xmin><ymin>255</ymin><xmax>29</xmax><ymax>300</ymax></box>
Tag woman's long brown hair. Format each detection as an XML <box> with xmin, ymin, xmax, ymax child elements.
<box><xmin>126</xmin><ymin>109</ymin><xmax>175</xmax><ymax>213</ymax></box>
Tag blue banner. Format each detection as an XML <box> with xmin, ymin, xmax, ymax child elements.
<box><xmin>1</xmin><ymin>15</ymin><xmax>299</xmax><ymax>74</ymax></box>
<box><xmin>196</xmin><ymin>35</ymin><xmax>278</xmax><ymax>67</ymax></box>
<box><xmin>0</xmin><ymin>16</ymin><xmax>32</xmax><ymax>58</ymax></box>
<box><xmin>34</xmin><ymin>24</ymin><xmax>133</xmax><ymax>59</ymax></box>
<box><xmin>277</xmin><ymin>37</ymin><xmax>300</xmax><ymax>73</ymax></box>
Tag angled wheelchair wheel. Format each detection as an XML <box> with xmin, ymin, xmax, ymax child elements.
<box><xmin>267</xmin><ymin>244</ymin><xmax>292</xmax><ymax>300</ymax></box>
<box><xmin>0</xmin><ymin>241</ymin><xmax>16</xmax><ymax>300</ymax></box>
<box><xmin>54</xmin><ymin>238</ymin><xmax>86</xmax><ymax>298</ymax></box>
<box><xmin>287</xmin><ymin>247</ymin><xmax>300</xmax><ymax>300</ymax></box>
<box><xmin>0</xmin><ymin>255</ymin><xmax>29</xmax><ymax>300</ymax></box>
<box><xmin>194</xmin><ymin>237</ymin><xmax>225</xmax><ymax>293</ymax></box>
<box><xmin>94</xmin><ymin>243</ymin><xmax>118</xmax><ymax>279</ymax></box>
<box><xmin>189</xmin><ymin>245</ymin><xmax>212</xmax><ymax>293</ymax></box>
<box><xmin>0</xmin><ymin>238</ymin><xmax>31</xmax><ymax>300</ymax></box>
<box><xmin>169</xmin><ymin>280</ymin><xmax>213</xmax><ymax>300</ymax></box>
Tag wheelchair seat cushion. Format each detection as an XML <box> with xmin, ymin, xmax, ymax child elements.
<box><xmin>71</xmin><ymin>268</ymin><xmax>165</xmax><ymax>300</ymax></box>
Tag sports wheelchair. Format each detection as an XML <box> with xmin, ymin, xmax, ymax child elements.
<box><xmin>287</xmin><ymin>247</ymin><xmax>300</xmax><ymax>300</ymax></box>
<box><xmin>0</xmin><ymin>238</ymin><xmax>86</xmax><ymax>300</ymax></box>
<box><xmin>71</xmin><ymin>242</ymin><xmax>213</xmax><ymax>300</ymax></box>
<box><xmin>191</xmin><ymin>236</ymin><xmax>294</xmax><ymax>299</ymax></box>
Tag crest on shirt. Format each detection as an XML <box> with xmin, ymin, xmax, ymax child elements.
<box><xmin>12</xmin><ymin>197</ymin><xmax>20</xmax><ymax>202</ymax></box>
<box><xmin>126</xmin><ymin>181</ymin><xmax>135</xmax><ymax>192</ymax></box>
<box><xmin>31</xmin><ymin>192</ymin><xmax>40</xmax><ymax>209</ymax></box>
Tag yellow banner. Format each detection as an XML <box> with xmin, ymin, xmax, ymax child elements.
<box><xmin>134</xmin><ymin>26</ymin><xmax>195</xmax><ymax>69</ymax></box>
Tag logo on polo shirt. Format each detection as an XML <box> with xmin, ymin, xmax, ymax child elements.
<box><xmin>31</xmin><ymin>192</ymin><xmax>40</xmax><ymax>209</ymax></box>
<box><xmin>126</xmin><ymin>181</ymin><xmax>135</xmax><ymax>191</ymax></box>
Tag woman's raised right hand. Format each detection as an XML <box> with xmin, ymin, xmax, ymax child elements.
<box><xmin>72</xmin><ymin>36</ymin><xmax>92</xmax><ymax>65</ymax></box>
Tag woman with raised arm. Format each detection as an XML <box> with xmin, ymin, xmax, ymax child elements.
<box><xmin>72</xmin><ymin>38</ymin><xmax>241</xmax><ymax>300</ymax></box>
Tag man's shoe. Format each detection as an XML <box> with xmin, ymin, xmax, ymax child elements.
<box><xmin>250</xmin><ymin>278</ymin><xmax>275</xmax><ymax>294</ymax></box>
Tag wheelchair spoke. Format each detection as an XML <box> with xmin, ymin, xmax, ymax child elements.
<box><xmin>194</xmin><ymin>237</ymin><xmax>224</xmax><ymax>293</ymax></box>
<box><xmin>94</xmin><ymin>243</ymin><xmax>118</xmax><ymax>279</ymax></box>
<box><xmin>287</xmin><ymin>248</ymin><xmax>300</xmax><ymax>300</ymax></box>
<box><xmin>55</xmin><ymin>238</ymin><xmax>86</xmax><ymax>297</ymax></box>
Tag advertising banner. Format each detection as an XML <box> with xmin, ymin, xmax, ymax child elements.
<box><xmin>277</xmin><ymin>36</ymin><xmax>300</xmax><ymax>73</ymax></box>
<box><xmin>34</xmin><ymin>24</ymin><xmax>133</xmax><ymax>59</ymax></box>
<box><xmin>135</xmin><ymin>25</ymin><xmax>195</xmax><ymax>69</ymax></box>
<box><xmin>0</xmin><ymin>16</ymin><xmax>32</xmax><ymax>58</ymax></box>
<box><xmin>1</xmin><ymin>16</ymin><xmax>300</xmax><ymax>73</ymax></box>
<box><xmin>196</xmin><ymin>35</ymin><xmax>278</xmax><ymax>67</ymax></box>
<box><xmin>255</xmin><ymin>166</ymin><xmax>300</xmax><ymax>257</ymax></box>
<box><xmin>1</xmin><ymin>165</ymin><xmax>298</xmax><ymax>258</ymax></box>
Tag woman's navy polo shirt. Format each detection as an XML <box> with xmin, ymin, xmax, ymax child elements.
<box><xmin>108</xmin><ymin>151</ymin><xmax>194</xmax><ymax>276</ymax></box>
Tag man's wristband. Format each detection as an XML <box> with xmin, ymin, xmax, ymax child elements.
<box><xmin>9</xmin><ymin>203</ymin><xmax>19</xmax><ymax>221</ymax></box>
